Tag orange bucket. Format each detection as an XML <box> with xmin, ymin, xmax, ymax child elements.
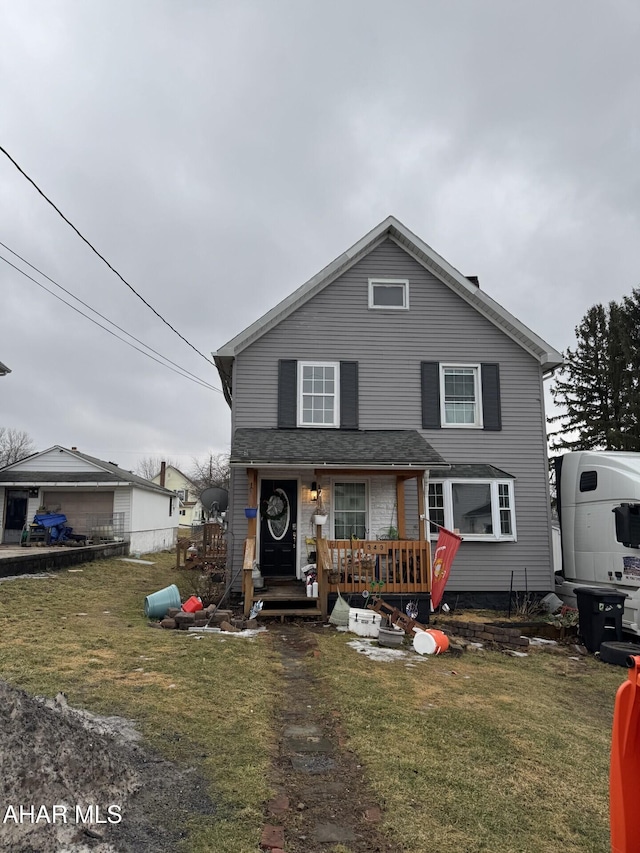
<box><xmin>182</xmin><ymin>595</ymin><xmax>202</xmax><ymax>613</ymax></box>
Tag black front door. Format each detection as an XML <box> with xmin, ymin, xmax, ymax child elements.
<box><xmin>4</xmin><ymin>489</ymin><xmax>29</xmax><ymax>543</ymax></box>
<box><xmin>259</xmin><ymin>479</ymin><xmax>297</xmax><ymax>577</ymax></box>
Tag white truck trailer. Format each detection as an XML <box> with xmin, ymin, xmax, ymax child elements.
<box><xmin>554</xmin><ymin>450</ymin><xmax>640</xmax><ymax>636</ymax></box>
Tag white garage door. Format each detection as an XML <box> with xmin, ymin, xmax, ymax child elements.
<box><xmin>43</xmin><ymin>491</ymin><xmax>114</xmax><ymax>534</ymax></box>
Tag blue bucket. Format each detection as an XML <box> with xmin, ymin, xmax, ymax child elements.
<box><xmin>144</xmin><ymin>583</ymin><xmax>181</xmax><ymax>619</ymax></box>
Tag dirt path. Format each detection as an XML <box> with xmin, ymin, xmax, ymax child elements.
<box><xmin>263</xmin><ymin>623</ymin><xmax>403</xmax><ymax>853</ymax></box>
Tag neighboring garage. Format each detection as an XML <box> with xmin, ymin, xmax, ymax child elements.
<box><xmin>0</xmin><ymin>446</ymin><xmax>179</xmax><ymax>553</ymax></box>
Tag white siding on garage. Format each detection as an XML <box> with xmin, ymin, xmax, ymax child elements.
<box><xmin>129</xmin><ymin>487</ymin><xmax>178</xmax><ymax>554</ymax></box>
<box><xmin>15</xmin><ymin>448</ymin><xmax>104</xmax><ymax>473</ymax></box>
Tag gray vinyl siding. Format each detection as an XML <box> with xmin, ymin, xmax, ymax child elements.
<box><xmin>229</xmin><ymin>238</ymin><xmax>554</xmax><ymax>593</ymax></box>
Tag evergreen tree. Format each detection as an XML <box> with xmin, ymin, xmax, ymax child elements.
<box><xmin>550</xmin><ymin>294</ymin><xmax>640</xmax><ymax>451</ymax></box>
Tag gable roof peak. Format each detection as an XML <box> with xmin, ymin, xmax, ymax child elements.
<box><xmin>214</xmin><ymin>216</ymin><xmax>563</xmax><ymax>376</ymax></box>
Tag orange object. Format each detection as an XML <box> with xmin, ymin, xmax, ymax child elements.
<box><xmin>610</xmin><ymin>655</ymin><xmax>640</xmax><ymax>853</ymax></box>
<box><xmin>181</xmin><ymin>595</ymin><xmax>202</xmax><ymax>613</ymax></box>
<box><xmin>426</xmin><ymin>629</ymin><xmax>450</xmax><ymax>654</ymax></box>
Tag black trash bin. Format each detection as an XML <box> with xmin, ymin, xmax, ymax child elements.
<box><xmin>574</xmin><ymin>587</ymin><xmax>627</xmax><ymax>653</ymax></box>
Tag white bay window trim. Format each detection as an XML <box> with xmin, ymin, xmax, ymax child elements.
<box><xmin>440</xmin><ymin>363</ymin><xmax>483</xmax><ymax>428</ymax></box>
<box><xmin>427</xmin><ymin>479</ymin><xmax>516</xmax><ymax>542</ymax></box>
<box><xmin>368</xmin><ymin>278</ymin><xmax>409</xmax><ymax>310</ymax></box>
<box><xmin>297</xmin><ymin>361</ymin><xmax>340</xmax><ymax>428</ymax></box>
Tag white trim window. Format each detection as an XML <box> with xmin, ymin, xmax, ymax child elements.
<box><xmin>368</xmin><ymin>278</ymin><xmax>409</xmax><ymax>310</ymax></box>
<box><xmin>428</xmin><ymin>479</ymin><xmax>516</xmax><ymax>541</ymax></box>
<box><xmin>440</xmin><ymin>364</ymin><xmax>483</xmax><ymax>427</ymax></box>
<box><xmin>298</xmin><ymin>361</ymin><xmax>340</xmax><ymax>427</ymax></box>
<box><xmin>333</xmin><ymin>481</ymin><xmax>368</xmax><ymax>539</ymax></box>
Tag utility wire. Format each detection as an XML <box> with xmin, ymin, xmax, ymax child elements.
<box><xmin>0</xmin><ymin>144</ymin><xmax>215</xmax><ymax>366</ymax></box>
<box><xmin>0</xmin><ymin>253</ymin><xmax>221</xmax><ymax>393</ymax></box>
<box><xmin>0</xmin><ymin>239</ymin><xmax>222</xmax><ymax>393</ymax></box>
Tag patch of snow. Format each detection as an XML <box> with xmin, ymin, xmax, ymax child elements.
<box><xmin>0</xmin><ymin>572</ymin><xmax>55</xmax><ymax>582</ymax></box>
<box><xmin>507</xmin><ymin>650</ymin><xmax>529</xmax><ymax>657</ymax></box>
<box><xmin>187</xmin><ymin>626</ymin><xmax>267</xmax><ymax>638</ymax></box>
<box><xmin>528</xmin><ymin>636</ymin><xmax>558</xmax><ymax>646</ymax></box>
<box><xmin>119</xmin><ymin>558</ymin><xmax>156</xmax><ymax>565</ymax></box>
<box><xmin>347</xmin><ymin>638</ymin><xmax>408</xmax><ymax>662</ymax></box>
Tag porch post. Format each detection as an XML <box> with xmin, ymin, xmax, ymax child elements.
<box><xmin>417</xmin><ymin>471</ymin><xmax>431</xmax><ymax>593</ymax></box>
<box><xmin>395</xmin><ymin>476</ymin><xmax>406</xmax><ymax>539</ymax></box>
<box><xmin>417</xmin><ymin>472</ymin><xmax>426</xmax><ymax>541</ymax></box>
<box><xmin>246</xmin><ymin>468</ymin><xmax>258</xmax><ymax>538</ymax></box>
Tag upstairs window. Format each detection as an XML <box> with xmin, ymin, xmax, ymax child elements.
<box><xmin>368</xmin><ymin>278</ymin><xmax>409</xmax><ymax>310</ymax></box>
<box><xmin>440</xmin><ymin>365</ymin><xmax>482</xmax><ymax>427</ymax></box>
<box><xmin>297</xmin><ymin>361</ymin><xmax>340</xmax><ymax>427</ymax></box>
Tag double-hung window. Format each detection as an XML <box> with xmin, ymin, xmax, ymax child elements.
<box><xmin>440</xmin><ymin>365</ymin><xmax>482</xmax><ymax>427</ymax></box>
<box><xmin>297</xmin><ymin>361</ymin><xmax>340</xmax><ymax>427</ymax></box>
<box><xmin>428</xmin><ymin>478</ymin><xmax>516</xmax><ymax>541</ymax></box>
<box><xmin>333</xmin><ymin>482</ymin><xmax>367</xmax><ymax>539</ymax></box>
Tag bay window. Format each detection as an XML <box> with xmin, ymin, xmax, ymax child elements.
<box><xmin>428</xmin><ymin>479</ymin><xmax>516</xmax><ymax>541</ymax></box>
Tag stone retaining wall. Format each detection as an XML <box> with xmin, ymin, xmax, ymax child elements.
<box><xmin>436</xmin><ymin>618</ymin><xmax>530</xmax><ymax>651</ymax></box>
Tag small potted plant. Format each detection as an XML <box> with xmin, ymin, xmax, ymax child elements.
<box><xmin>312</xmin><ymin>491</ymin><xmax>328</xmax><ymax>526</ymax></box>
<box><xmin>244</xmin><ymin>507</ymin><xmax>258</xmax><ymax>519</ymax></box>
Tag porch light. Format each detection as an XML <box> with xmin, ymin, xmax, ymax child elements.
<box><xmin>310</xmin><ymin>482</ymin><xmax>318</xmax><ymax>502</ymax></box>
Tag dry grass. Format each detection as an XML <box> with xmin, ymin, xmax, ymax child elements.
<box><xmin>311</xmin><ymin>630</ymin><xmax>623</xmax><ymax>853</ymax></box>
<box><xmin>0</xmin><ymin>552</ymin><xmax>280</xmax><ymax>853</ymax></box>
<box><xmin>0</xmin><ymin>553</ymin><xmax>628</xmax><ymax>853</ymax></box>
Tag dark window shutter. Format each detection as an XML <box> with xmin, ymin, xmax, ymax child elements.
<box><xmin>340</xmin><ymin>361</ymin><xmax>359</xmax><ymax>429</ymax></box>
<box><xmin>481</xmin><ymin>363</ymin><xmax>502</xmax><ymax>430</ymax></box>
<box><xmin>421</xmin><ymin>362</ymin><xmax>441</xmax><ymax>429</ymax></box>
<box><xmin>278</xmin><ymin>360</ymin><xmax>297</xmax><ymax>428</ymax></box>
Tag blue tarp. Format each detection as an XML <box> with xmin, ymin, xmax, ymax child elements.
<box><xmin>33</xmin><ymin>513</ymin><xmax>67</xmax><ymax>528</ymax></box>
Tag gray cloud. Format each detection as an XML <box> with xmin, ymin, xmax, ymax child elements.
<box><xmin>1</xmin><ymin>0</ymin><xmax>638</xmax><ymax>467</ymax></box>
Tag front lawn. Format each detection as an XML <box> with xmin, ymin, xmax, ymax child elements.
<box><xmin>0</xmin><ymin>553</ymin><xmax>624</xmax><ymax>852</ymax></box>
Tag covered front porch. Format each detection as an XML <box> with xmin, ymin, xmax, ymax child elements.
<box><xmin>232</xmin><ymin>428</ymin><xmax>449</xmax><ymax>619</ymax></box>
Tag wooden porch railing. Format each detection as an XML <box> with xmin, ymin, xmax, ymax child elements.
<box><xmin>242</xmin><ymin>536</ymin><xmax>256</xmax><ymax>617</ymax></box>
<box><xmin>324</xmin><ymin>539</ymin><xmax>431</xmax><ymax>595</ymax></box>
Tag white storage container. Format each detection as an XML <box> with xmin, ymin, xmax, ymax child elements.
<box><xmin>348</xmin><ymin>607</ymin><xmax>383</xmax><ymax>638</ymax></box>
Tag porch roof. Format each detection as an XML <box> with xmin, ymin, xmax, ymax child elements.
<box><xmin>230</xmin><ymin>428</ymin><xmax>448</xmax><ymax>469</ymax></box>
<box><xmin>429</xmin><ymin>464</ymin><xmax>515</xmax><ymax>479</ymax></box>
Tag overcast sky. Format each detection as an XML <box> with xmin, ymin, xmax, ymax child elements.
<box><xmin>1</xmin><ymin>0</ymin><xmax>638</xmax><ymax>475</ymax></box>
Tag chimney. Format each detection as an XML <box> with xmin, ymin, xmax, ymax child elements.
<box><xmin>160</xmin><ymin>461</ymin><xmax>166</xmax><ymax>487</ymax></box>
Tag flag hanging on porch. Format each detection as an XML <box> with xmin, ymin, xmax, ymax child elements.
<box><xmin>431</xmin><ymin>526</ymin><xmax>463</xmax><ymax>609</ymax></box>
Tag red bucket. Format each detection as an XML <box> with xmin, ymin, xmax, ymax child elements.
<box><xmin>182</xmin><ymin>595</ymin><xmax>202</xmax><ymax>613</ymax></box>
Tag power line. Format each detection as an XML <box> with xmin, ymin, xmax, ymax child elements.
<box><xmin>0</xmin><ymin>253</ymin><xmax>221</xmax><ymax>393</ymax></box>
<box><xmin>0</xmin><ymin>239</ymin><xmax>222</xmax><ymax>393</ymax></box>
<box><xmin>0</xmin><ymin>144</ymin><xmax>215</xmax><ymax>366</ymax></box>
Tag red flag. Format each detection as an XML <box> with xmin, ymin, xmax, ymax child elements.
<box><xmin>430</xmin><ymin>527</ymin><xmax>463</xmax><ymax>609</ymax></box>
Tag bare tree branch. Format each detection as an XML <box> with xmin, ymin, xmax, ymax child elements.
<box><xmin>0</xmin><ymin>428</ymin><xmax>36</xmax><ymax>468</ymax></box>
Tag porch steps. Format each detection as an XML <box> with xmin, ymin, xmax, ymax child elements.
<box><xmin>256</xmin><ymin>607</ymin><xmax>323</xmax><ymax>621</ymax></box>
<box><xmin>252</xmin><ymin>578</ymin><xmax>322</xmax><ymax>620</ymax></box>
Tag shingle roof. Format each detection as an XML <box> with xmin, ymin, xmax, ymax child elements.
<box><xmin>429</xmin><ymin>464</ymin><xmax>514</xmax><ymax>479</ymax></box>
<box><xmin>230</xmin><ymin>428</ymin><xmax>448</xmax><ymax>468</ymax></box>
<box><xmin>0</xmin><ymin>446</ymin><xmax>173</xmax><ymax>495</ymax></box>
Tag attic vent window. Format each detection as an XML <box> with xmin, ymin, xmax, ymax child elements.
<box><xmin>368</xmin><ymin>278</ymin><xmax>409</xmax><ymax>310</ymax></box>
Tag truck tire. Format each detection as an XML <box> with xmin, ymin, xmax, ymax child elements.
<box><xmin>599</xmin><ymin>642</ymin><xmax>640</xmax><ymax>667</ymax></box>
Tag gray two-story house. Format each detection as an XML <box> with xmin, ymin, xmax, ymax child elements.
<box><xmin>214</xmin><ymin>216</ymin><xmax>563</xmax><ymax>618</ymax></box>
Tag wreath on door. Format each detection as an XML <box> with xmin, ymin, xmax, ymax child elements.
<box><xmin>261</xmin><ymin>491</ymin><xmax>288</xmax><ymax>521</ymax></box>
